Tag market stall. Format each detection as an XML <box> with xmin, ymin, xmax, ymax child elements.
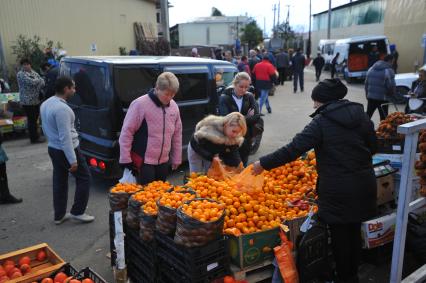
<box><xmin>109</xmin><ymin>154</ymin><xmax>319</xmax><ymax>283</ymax></box>
<box><xmin>0</xmin><ymin>92</ymin><xmax>27</xmax><ymax>135</ymax></box>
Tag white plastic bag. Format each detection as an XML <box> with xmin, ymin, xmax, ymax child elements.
<box><xmin>119</xmin><ymin>168</ymin><xmax>136</xmax><ymax>183</ymax></box>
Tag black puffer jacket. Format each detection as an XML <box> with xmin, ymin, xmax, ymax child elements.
<box><xmin>260</xmin><ymin>100</ymin><xmax>377</xmax><ymax>224</ymax></box>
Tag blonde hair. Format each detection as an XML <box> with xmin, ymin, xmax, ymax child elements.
<box><xmin>223</xmin><ymin>112</ymin><xmax>247</xmax><ymax>136</ymax></box>
<box><xmin>231</xmin><ymin>72</ymin><xmax>251</xmax><ymax>87</ymax></box>
<box><xmin>156</xmin><ymin>72</ymin><xmax>179</xmax><ymax>93</ymax></box>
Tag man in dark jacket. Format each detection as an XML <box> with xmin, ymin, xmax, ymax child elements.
<box><xmin>253</xmin><ymin>79</ymin><xmax>377</xmax><ymax>283</ymax></box>
<box><xmin>219</xmin><ymin>79</ymin><xmax>261</xmax><ymax>166</ymax></box>
<box><xmin>313</xmin><ymin>53</ymin><xmax>325</xmax><ymax>82</ymax></box>
<box><xmin>276</xmin><ymin>49</ymin><xmax>290</xmax><ymax>85</ymax></box>
<box><xmin>365</xmin><ymin>54</ymin><xmax>395</xmax><ymax>120</ymax></box>
<box><xmin>291</xmin><ymin>48</ymin><xmax>306</xmax><ymax>93</ymax></box>
<box><xmin>368</xmin><ymin>45</ymin><xmax>380</xmax><ymax>68</ymax></box>
<box><xmin>43</xmin><ymin>63</ymin><xmax>59</xmax><ymax>99</ymax></box>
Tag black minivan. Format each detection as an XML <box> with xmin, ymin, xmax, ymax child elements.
<box><xmin>59</xmin><ymin>56</ymin><xmax>239</xmax><ymax>178</ymax></box>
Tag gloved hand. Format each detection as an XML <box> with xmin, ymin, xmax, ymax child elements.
<box><xmin>120</xmin><ymin>163</ymin><xmax>138</xmax><ymax>176</ymax></box>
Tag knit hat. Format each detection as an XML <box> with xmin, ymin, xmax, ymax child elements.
<box><xmin>311</xmin><ymin>78</ymin><xmax>348</xmax><ymax>103</ymax></box>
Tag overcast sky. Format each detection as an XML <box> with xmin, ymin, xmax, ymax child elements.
<box><xmin>169</xmin><ymin>0</ymin><xmax>355</xmax><ymax>36</ymax></box>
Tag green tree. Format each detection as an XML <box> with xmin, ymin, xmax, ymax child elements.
<box><xmin>211</xmin><ymin>7</ymin><xmax>224</xmax><ymax>16</ymax></box>
<box><xmin>241</xmin><ymin>20</ymin><xmax>263</xmax><ymax>49</ymax></box>
<box><xmin>11</xmin><ymin>35</ymin><xmax>62</xmax><ymax>73</ymax></box>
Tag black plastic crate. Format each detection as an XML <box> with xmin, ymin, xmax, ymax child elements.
<box><xmin>158</xmin><ymin>260</ymin><xmax>227</xmax><ymax>283</ymax></box>
<box><xmin>47</xmin><ymin>264</ymin><xmax>107</xmax><ymax>283</ymax></box>
<box><xmin>377</xmin><ymin>137</ymin><xmax>405</xmax><ymax>154</ymax></box>
<box><xmin>127</xmin><ymin>257</ymin><xmax>157</xmax><ymax>283</ymax></box>
<box><xmin>125</xmin><ymin>226</ymin><xmax>157</xmax><ymax>264</ymax></box>
<box><xmin>78</xmin><ymin>267</ymin><xmax>108</xmax><ymax>283</ymax></box>
<box><xmin>155</xmin><ymin>232</ymin><xmax>229</xmax><ymax>277</ymax></box>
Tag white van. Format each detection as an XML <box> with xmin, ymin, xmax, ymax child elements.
<box><xmin>333</xmin><ymin>35</ymin><xmax>390</xmax><ymax>83</ymax></box>
<box><xmin>318</xmin><ymin>39</ymin><xmax>336</xmax><ymax>69</ymax></box>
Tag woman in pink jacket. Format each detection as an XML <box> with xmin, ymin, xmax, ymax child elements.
<box><xmin>119</xmin><ymin>72</ymin><xmax>182</xmax><ymax>184</ymax></box>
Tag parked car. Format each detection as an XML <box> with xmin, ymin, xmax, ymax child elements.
<box><xmin>395</xmin><ymin>71</ymin><xmax>420</xmax><ymax>96</ymax></box>
<box><xmin>59</xmin><ymin>56</ymin><xmax>241</xmax><ymax>178</ymax></box>
<box><xmin>333</xmin><ymin>35</ymin><xmax>390</xmax><ymax>83</ymax></box>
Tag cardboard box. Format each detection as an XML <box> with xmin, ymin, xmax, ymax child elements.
<box><xmin>228</xmin><ymin>227</ymin><xmax>280</xmax><ymax>269</ymax></box>
<box><xmin>361</xmin><ymin>212</ymin><xmax>396</xmax><ymax>249</ymax></box>
<box><xmin>0</xmin><ymin>243</ymin><xmax>65</xmax><ymax>283</ymax></box>
<box><xmin>377</xmin><ymin>174</ymin><xmax>395</xmax><ymax>205</ymax></box>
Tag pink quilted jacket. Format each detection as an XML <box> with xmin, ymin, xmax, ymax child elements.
<box><xmin>119</xmin><ymin>91</ymin><xmax>182</xmax><ymax>166</ymax></box>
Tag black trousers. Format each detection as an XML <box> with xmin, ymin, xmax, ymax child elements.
<box><xmin>137</xmin><ymin>163</ymin><xmax>170</xmax><ymax>185</ymax></box>
<box><xmin>366</xmin><ymin>98</ymin><xmax>388</xmax><ymax>120</ymax></box>
<box><xmin>315</xmin><ymin>67</ymin><xmax>323</xmax><ymax>81</ymax></box>
<box><xmin>331</xmin><ymin>64</ymin><xmax>337</xmax><ymax>78</ymax></box>
<box><xmin>293</xmin><ymin>70</ymin><xmax>304</xmax><ymax>91</ymax></box>
<box><xmin>48</xmin><ymin>147</ymin><xmax>91</xmax><ymax>220</ymax></box>
<box><xmin>329</xmin><ymin>223</ymin><xmax>362</xmax><ymax>283</ymax></box>
<box><xmin>0</xmin><ymin>163</ymin><xmax>10</xmax><ymax>199</ymax></box>
<box><xmin>23</xmin><ymin>105</ymin><xmax>40</xmax><ymax>142</ymax></box>
<box><xmin>277</xmin><ymin>67</ymin><xmax>286</xmax><ymax>85</ymax></box>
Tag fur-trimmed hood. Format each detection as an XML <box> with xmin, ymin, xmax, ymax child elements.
<box><xmin>194</xmin><ymin>115</ymin><xmax>244</xmax><ymax>146</ymax></box>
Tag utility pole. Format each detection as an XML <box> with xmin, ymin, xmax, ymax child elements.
<box><xmin>307</xmin><ymin>0</ymin><xmax>312</xmax><ymax>58</ymax></box>
<box><xmin>327</xmin><ymin>0</ymin><xmax>332</xmax><ymax>39</ymax></box>
<box><xmin>0</xmin><ymin>34</ymin><xmax>8</xmax><ymax>83</ymax></box>
<box><xmin>272</xmin><ymin>4</ymin><xmax>277</xmax><ymax>37</ymax></box>
<box><xmin>277</xmin><ymin>0</ymin><xmax>281</xmax><ymax>26</ymax></box>
<box><xmin>160</xmin><ymin>0</ymin><xmax>170</xmax><ymax>41</ymax></box>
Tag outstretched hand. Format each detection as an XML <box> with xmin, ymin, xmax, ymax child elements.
<box><xmin>252</xmin><ymin>161</ymin><xmax>264</xmax><ymax>175</ymax></box>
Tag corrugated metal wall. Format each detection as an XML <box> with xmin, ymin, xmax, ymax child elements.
<box><xmin>0</xmin><ymin>0</ymin><xmax>156</xmax><ymax>67</ymax></box>
<box><xmin>384</xmin><ymin>0</ymin><xmax>426</xmax><ymax>73</ymax></box>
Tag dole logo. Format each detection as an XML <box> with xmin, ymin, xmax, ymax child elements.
<box><xmin>368</xmin><ymin>222</ymin><xmax>383</xmax><ymax>232</ymax></box>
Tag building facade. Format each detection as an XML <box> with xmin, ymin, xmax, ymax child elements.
<box><xmin>177</xmin><ymin>16</ymin><xmax>249</xmax><ymax>47</ymax></box>
<box><xmin>0</xmin><ymin>0</ymin><xmax>157</xmax><ymax>68</ymax></box>
<box><xmin>384</xmin><ymin>0</ymin><xmax>426</xmax><ymax>73</ymax></box>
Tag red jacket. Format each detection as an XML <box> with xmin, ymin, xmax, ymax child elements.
<box><xmin>119</xmin><ymin>90</ymin><xmax>182</xmax><ymax>166</ymax></box>
<box><xmin>252</xmin><ymin>59</ymin><xmax>277</xmax><ymax>90</ymax></box>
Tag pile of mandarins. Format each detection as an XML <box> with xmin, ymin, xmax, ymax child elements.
<box><xmin>181</xmin><ymin>199</ymin><xmax>226</xmax><ymax>223</ymax></box>
<box><xmin>185</xmin><ymin>152</ymin><xmax>318</xmax><ymax>236</ymax></box>
<box><xmin>110</xmin><ymin>183</ymin><xmax>142</xmax><ymax>194</ymax></box>
<box><xmin>158</xmin><ymin>191</ymin><xmax>196</xmax><ymax>209</ymax></box>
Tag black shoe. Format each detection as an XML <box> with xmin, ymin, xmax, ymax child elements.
<box><xmin>301</xmin><ymin>88</ymin><xmax>304</xmax><ymax>92</ymax></box>
<box><xmin>267</xmin><ymin>108</ymin><xmax>272</xmax><ymax>114</ymax></box>
<box><xmin>294</xmin><ymin>90</ymin><xmax>297</xmax><ymax>93</ymax></box>
<box><xmin>31</xmin><ymin>137</ymin><xmax>46</xmax><ymax>144</ymax></box>
<box><xmin>0</xmin><ymin>195</ymin><xmax>23</xmax><ymax>204</ymax></box>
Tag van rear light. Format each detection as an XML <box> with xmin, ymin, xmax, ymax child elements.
<box><xmin>98</xmin><ymin>161</ymin><xmax>106</xmax><ymax>170</ymax></box>
<box><xmin>89</xmin><ymin>158</ymin><xmax>98</xmax><ymax>167</ymax></box>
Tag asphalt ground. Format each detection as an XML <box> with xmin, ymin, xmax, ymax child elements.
<box><xmin>0</xmin><ymin>67</ymin><xmax>405</xmax><ymax>282</ymax></box>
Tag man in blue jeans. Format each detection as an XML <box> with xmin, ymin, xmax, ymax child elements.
<box><xmin>40</xmin><ymin>76</ymin><xmax>94</xmax><ymax>225</ymax></box>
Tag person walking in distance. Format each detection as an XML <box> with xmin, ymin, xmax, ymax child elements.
<box><xmin>291</xmin><ymin>48</ymin><xmax>306</xmax><ymax>93</ymax></box>
<box><xmin>365</xmin><ymin>55</ymin><xmax>396</xmax><ymax>120</ymax></box>
<box><xmin>41</xmin><ymin>76</ymin><xmax>94</xmax><ymax>224</ymax></box>
<box><xmin>276</xmin><ymin>49</ymin><xmax>290</xmax><ymax>85</ymax></box>
<box><xmin>313</xmin><ymin>53</ymin><xmax>325</xmax><ymax>82</ymax></box>
<box><xmin>331</xmin><ymin>53</ymin><xmax>340</xmax><ymax>79</ymax></box>
<box><xmin>17</xmin><ymin>58</ymin><xmax>45</xmax><ymax>144</ymax></box>
<box><xmin>252</xmin><ymin>55</ymin><xmax>278</xmax><ymax>114</ymax></box>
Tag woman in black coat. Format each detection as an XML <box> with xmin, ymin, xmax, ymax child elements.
<box><xmin>219</xmin><ymin>72</ymin><xmax>262</xmax><ymax>166</ymax></box>
<box><xmin>253</xmin><ymin>79</ymin><xmax>377</xmax><ymax>283</ymax></box>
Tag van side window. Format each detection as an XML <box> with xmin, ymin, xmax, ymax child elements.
<box><xmin>113</xmin><ymin>67</ymin><xmax>158</xmax><ymax>106</ymax></box>
<box><xmin>173</xmin><ymin>73</ymin><xmax>208</xmax><ymax>102</ymax></box>
<box><xmin>68</xmin><ymin>63</ymin><xmax>111</xmax><ymax>108</ymax></box>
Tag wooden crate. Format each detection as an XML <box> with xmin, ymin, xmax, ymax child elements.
<box><xmin>230</xmin><ymin>258</ymin><xmax>274</xmax><ymax>282</ymax></box>
<box><xmin>0</xmin><ymin>243</ymin><xmax>65</xmax><ymax>283</ymax></box>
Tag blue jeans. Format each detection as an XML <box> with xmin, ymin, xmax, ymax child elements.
<box><xmin>259</xmin><ymin>89</ymin><xmax>271</xmax><ymax>113</ymax></box>
<box><xmin>293</xmin><ymin>70</ymin><xmax>304</xmax><ymax>91</ymax></box>
<box><xmin>48</xmin><ymin>147</ymin><xmax>91</xmax><ymax>220</ymax></box>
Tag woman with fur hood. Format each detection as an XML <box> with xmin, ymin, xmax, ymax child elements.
<box><xmin>188</xmin><ymin>112</ymin><xmax>247</xmax><ymax>174</ymax></box>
